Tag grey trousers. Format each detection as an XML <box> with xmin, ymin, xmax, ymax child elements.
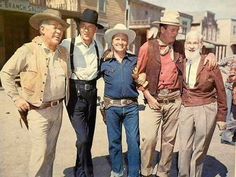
<box><xmin>178</xmin><ymin>102</ymin><xmax>217</xmax><ymax>177</ymax></box>
<box><xmin>27</xmin><ymin>103</ymin><xmax>63</xmax><ymax>177</ymax></box>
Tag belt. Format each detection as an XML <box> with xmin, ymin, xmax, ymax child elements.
<box><xmin>104</xmin><ymin>97</ymin><xmax>138</xmax><ymax>108</ymax></box>
<box><xmin>157</xmin><ymin>88</ymin><xmax>179</xmax><ymax>95</ymax></box>
<box><xmin>157</xmin><ymin>98</ymin><xmax>176</xmax><ymax>104</ymax></box>
<box><xmin>70</xmin><ymin>79</ymin><xmax>96</xmax><ymax>91</ymax></box>
<box><xmin>78</xmin><ymin>83</ymin><xmax>95</xmax><ymax>91</ymax></box>
<box><xmin>30</xmin><ymin>98</ymin><xmax>64</xmax><ymax>110</ymax></box>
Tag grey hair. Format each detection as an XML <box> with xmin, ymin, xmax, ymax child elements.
<box><xmin>186</xmin><ymin>30</ymin><xmax>203</xmax><ymax>42</ymax></box>
<box><xmin>39</xmin><ymin>20</ymin><xmax>53</xmax><ymax>35</ymax></box>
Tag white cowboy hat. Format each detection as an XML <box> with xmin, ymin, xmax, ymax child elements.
<box><xmin>152</xmin><ymin>10</ymin><xmax>180</xmax><ymax>26</ymax></box>
<box><xmin>104</xmin><ymin>23</ymin><xmax>136</xmax><ymax>45</ymax></box>
<box><xmin>29</xmin><ymin>9</ymin><xmax>70</xmax><ymax>30</ymax></box>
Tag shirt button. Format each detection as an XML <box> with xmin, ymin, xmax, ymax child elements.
<box><xmin>161</xmin><ymin>72</ymin><xmax>163</xmax><ymax>74</ymax></box>
<box><xmin>40</xmin><ymin>99</ymin><xmax>42</xmax><ymax>101</ymax></box>
<box><xmin>41</xmin><ymin>90</ymin><xmax>43</xmax><ymax>92</ymax></box>
<box><xmin>43</xmin><ymin>82</ymin><xmax>45</xmax><ymax>84</ymax></box>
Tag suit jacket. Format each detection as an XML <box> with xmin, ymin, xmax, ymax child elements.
<box><xmin>181</xmin><ymin>55</ymin><xmax>227</xmax><ymax>121</ymax></box>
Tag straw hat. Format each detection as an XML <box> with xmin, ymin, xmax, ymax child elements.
<box><xmin>78</xmin><ymin>8</ymin><xmax>104</xmax><ymax>29</ymax></box>
<box><xmin>152</xmin><ymin>10</ymin><xmax>180</xmax><ymax>26</ymax></box>
<box><xmin>104</xmin><ymin>23</ymin><xmax>136</xmax><ymax>45</ymax></box>
<box><xmin>29</xmin><ymin>9</ymin><xmax>70</xmax><ymax>30</ymax></box>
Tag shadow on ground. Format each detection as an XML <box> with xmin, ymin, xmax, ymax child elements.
<box><xmin>63</xmin><ymin>151</ymin><xmax>228</xmax><ymax>177</ymax></box>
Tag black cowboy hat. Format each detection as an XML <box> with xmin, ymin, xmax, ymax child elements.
<box><xmin>78</xmin><ymin>8</ymin><xmax>104</xmax><ymax>29</ymax></box>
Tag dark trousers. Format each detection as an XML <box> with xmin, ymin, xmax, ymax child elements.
<box><xmin>67</xmin><ymin>80</ymin><xmax>97</xmax><ymax>177</ymax></box>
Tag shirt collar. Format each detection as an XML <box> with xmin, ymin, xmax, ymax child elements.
<box><xmin>32</xmin><ymin>36</ymin><xmax>61</xmax><ymax>54</ymax></box>
<box><xmin>108</xmin><ymin>52</ymin><xmax>132</xmax><ymax>63</ymax></box>
<box><xmin>75</xmin><ymin>35</ymin><xmax>95</xmax><ymax>47</ymax></box>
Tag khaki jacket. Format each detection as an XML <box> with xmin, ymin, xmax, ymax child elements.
<box><xmin>1</xmin><ymin>36</ymin><xmax>70</xmax><ymax>106</ymax></box>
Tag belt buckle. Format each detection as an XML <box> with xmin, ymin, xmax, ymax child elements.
<box><xmin>84</xmin><ymin>84</ymin><xmax>91</xmax><ymax>90</ymax></box>
<box><xmin>51</xmin><ymin>100</ymin><xmax>59</xmax><ymax>107</ymax></box>
<box><xmin>120</xmin><ymin>99</ymin><xmax>127</xmax><ymax>106</ymax></box>
<box><xmin>162</xmin><ymin>98</ymin><xmax>169</xmax><ymax>104</ymax></box>
<box><xmin>160</xmin><ymin>89</ymin><xmax>169</xmax><ymax>95</ymax></box>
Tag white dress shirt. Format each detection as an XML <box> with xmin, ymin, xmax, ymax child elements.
<box><xmin>186</xmin><ymin>57</ymin><xmax>201</xmax><ymax>88</ymax></box>
<box><xmin>61</xmin><ymin>35</ymin><xmax>103</xmax><ymax>81</ymax></box>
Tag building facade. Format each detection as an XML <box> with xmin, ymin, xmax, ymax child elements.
<box><xmin>217</xmin><ymin>18</ymin><xmax>236</xmax><ymax>57</ymax></box>
<box><xmin>189</xmin><ymin>11</ymin><xmax>227</xmax><ymax>60</ymax></box>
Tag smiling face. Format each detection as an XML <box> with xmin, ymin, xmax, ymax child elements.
<box><xmin>79</xmin><ymin>22</ymin><xmax>97</xmax><ymax>45</ymax></box>
<box><xmin>111</xmin><ymin>33</ymin><xmax>128</xmax><ymax>54</ymax></box>
<box><xmin>40</xmin><ymin>20</ymin><xmax>65</xmax><ymax>50</ymax></box>
<box><xmin>185</xmin><ymin>31</ymin><xmax>203</xmax><ymax>60</ymax></box>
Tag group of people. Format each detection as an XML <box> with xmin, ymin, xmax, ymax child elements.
<box><xmin>0</xmin><ymin>7</ymin><xmax>232</xmax><ymax>177</ymax></box>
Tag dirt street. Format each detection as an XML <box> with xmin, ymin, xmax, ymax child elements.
<box><xmin>0</xmin><ymin>80</ymin><xmax>235</xmax><ymax>177</ymax></box>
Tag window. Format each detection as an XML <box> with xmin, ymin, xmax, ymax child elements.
<box><xmin>233</xmin><ymin>26</ymin><xmax>236</xmax><ymax>35</ymax></box>
<box><xmin>98</xmin><ymin>0</ymin><xmax>106</xmax><ymax>13</ymax></box>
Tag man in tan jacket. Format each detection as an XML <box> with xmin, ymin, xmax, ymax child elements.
<box><xmin>0</xmin><ymin>9</ymin><xmax>70</xmax><ymax>177</ymax></box>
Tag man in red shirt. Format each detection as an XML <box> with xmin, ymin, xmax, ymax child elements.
<box><xmin>136</xmin><ymin>10</ymin><xmax>217</xmax><ymax>177</ymax></box>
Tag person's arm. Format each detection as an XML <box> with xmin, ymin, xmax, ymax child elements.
<box><xmin>133</xmin><ymin>42</ymin><xmax>149</xmax><ymax>90</ymax></box>
<box><xmin>0</xmin><ymin>45</ymin><xmax>30</xmax><ymax>111</ymax></box>
<box><xmin>213</xmin><ymin>66</ymin><xmax>227</xmax><ymax>130</ymax></box>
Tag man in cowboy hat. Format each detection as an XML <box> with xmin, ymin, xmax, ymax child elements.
<box><xmin>101</xmin><ymin>23</ymin><xmax>140</xmax><ymax>177</ymax></box>
<box><xmin>1</xmin><ymin>9</ymin><xmax>70</xmax><ymax>177</ymax></box>
<box><xmin>135</xmin><ymin>10</ymin><xmax>217</xmax><ymax>177</ymax></box>
<box><xmin>61</xmin><ymin>8</ymin><xmax>103</xmax><ymax>177</ymax></box>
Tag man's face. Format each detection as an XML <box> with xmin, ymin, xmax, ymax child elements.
<box><xmin>112</xmin><ymin>33</ymin><xmax>128</xmax><ymax>53</ymax></box>
<box><xmin>160</xmin><ymin>25</ymin><xmax>179</xmax><ymax>45</ymax></box>
<box><xmin>185</xmin><ymin>34</ymin><xmax>202</xmax><ymax>60</ymax></box>
<box><xmin>79</xmin><ymin>22</ymin><xmax>97</xmax><ymax>44</ymax></box>
<box><xmin>41</xmin><ymin>20</ymin><xmax>65</xmax><ymax>47</ymax></box>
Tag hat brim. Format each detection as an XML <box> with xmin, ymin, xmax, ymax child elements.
<box><xmin>152</xmin><ymin>20</ymin><xmax>181</xmax><ymax>26</ymax></box>
<box><xmin>104</xmin><ymin>29</ymin><xmax>136</xmax><ymax>45</ymax></box>
<box><xmin>78</xmin><ymin>18</ymin><xmax>104</xmax><ymax>29</ymax></box>
<box><xmin>29</xmin><ymin>13</ymin><xmax>70</xmax><ymax>30</ymax></box>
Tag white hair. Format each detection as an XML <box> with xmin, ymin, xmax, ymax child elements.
<box><xmin>186</xmin><ymin>30</ymin><xmax>203</xmax><ymax>42</ymax></box>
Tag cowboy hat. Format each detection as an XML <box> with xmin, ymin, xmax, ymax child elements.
<box><xmin>152</xmin><ymin>10</ymin><xmax>180</xmax><ymax>26</ymax></box>
<box><xmin>104</xmin><ymin>23</ymin><xmax>136</xmax><ymax>45</ymax></box>
<box><xmin>78</xmin><ymin>8</ymin><xmax>104</xmax><ymax>29</ymax></box>
<box><xmin>29</xmin><ymin>9</ymin><xmax>70</xmax><ymax>30</ymax></box>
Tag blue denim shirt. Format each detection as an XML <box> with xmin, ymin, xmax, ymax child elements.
<box><xmin>101</xmin><ymin>53</ymin><xmax>139</xmax><ymax>99</ymax></box>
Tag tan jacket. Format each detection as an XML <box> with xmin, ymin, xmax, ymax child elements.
<box><xmin>1</xmin><ymin>36</ymin><xmax>70</xmax><ymax>106</ymax></box>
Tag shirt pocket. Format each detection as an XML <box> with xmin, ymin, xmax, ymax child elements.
<box><xmin>20</xmin><ymin>70</ymin><xmax>39</xmax><ymax>93</ymax></box>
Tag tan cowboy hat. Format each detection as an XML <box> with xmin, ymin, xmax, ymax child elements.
<box><xmin>104</xmin><ymin>23</ymin><xmax>136</xmax><ymax>45</ymax></box>
<box><xmin>152</xmin><ymin>10</ymin><xmax>181</xmax><ymax>26</ymax></box>
<box><xmin>29</xmin><ymin>9</ymin><xmax>70</xmax><ymax>30</ymax></box>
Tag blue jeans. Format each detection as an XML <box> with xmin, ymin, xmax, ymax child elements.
<box><xmin>106</xmin><ymin>104</ymin><xmax>140</xmax><ymax>177</ymax></box>
<box><xmin>222</xmin><ymin>86</ymin><xmax>236</xmax><ymax>141</ymax></box>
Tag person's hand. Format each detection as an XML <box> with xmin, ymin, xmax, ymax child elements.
<box><xmin>102</xmin><ymin>49</ymin><xmax>113</xmax><ymax>61</ymax></box>
<box><xmin>147</xmin><ymin>27</ymin><xmax>159</xmax><ymax>40</ymax></box>
<box><xmin>15</xmin><ymin>98</ymin><xmax>30</xmax><ymax>112</ymax></box>
<box><xmin>143</xmin><ymin>90</ymin><xmax>160</xmax><ymax>110</ymax></box>
<box><xmin>136</xmin><ymin>73</ymin><xmax>148</xmax><ymax>87</ymax></box>
<box><xmin>216</xmin><ymin>121</ymin><xmax>227</xmax><ymax>131</ymax></box>
<box><xmin>204</xmin><ymin>53</ymin><xmax>217</xmax><ymax>69</ymax></box>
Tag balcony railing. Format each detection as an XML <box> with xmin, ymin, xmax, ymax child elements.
<box><xmin>129</xmin><ymin>19</ymin><xmax>151</xmax><ymax>26</ymax></box>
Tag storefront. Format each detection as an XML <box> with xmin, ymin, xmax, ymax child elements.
<box><xmin>0</xmin><ymin>0</ymin><xmax>79</xmax><ymax>70</ymax></box>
